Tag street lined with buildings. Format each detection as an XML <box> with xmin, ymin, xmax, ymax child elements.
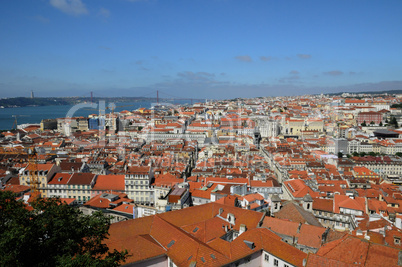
<box><xmin>2</xmin><ymin>92</ymin><xmax>402</xmax><ymax>266</ymax></box>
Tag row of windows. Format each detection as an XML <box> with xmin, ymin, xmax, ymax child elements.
<box><xmin>68</xmin><ymin>185</ymin><xmax>90</xmax><ymax>189</ymax></box>
<box><xmin>129</xmin><ymin>191</ymin><xmax>152</xmax><ymax>196</ymax></box>
<box><xmin>51</xmin><ymin>195</ymin><xmax>88</xmax><ymax>201</ymax></box>
<box><xmin>127</xmin><ymin>185</ymin><xmax>149</xmax><ymax>190</ymax></box>
<box><xmin>49</xmin><ymin>189</ymin><xmax>91</xmax><ymax>194</ymax></box>
<box><xmin>264</xmin><ymin>254</ymin><xmax>289</xmax><ymax>267</ymax></box>
<box><xmin>135</xmin><ymin>197</ymin><xmax>149</xmax><ymax>201</ymax></box>
<box><xmin>46</xmin><ymin>184</ymin><xmax>91</xmax><ymax>189</ymax></box>
<box><xmin>126</xmin><ymin>180</ymin><xmax>148</xmax><ymax>185</ymax></box>
<box><xmin>21</xmin><ymin>177</ymin><xmax>46</xmax><ymax>182</ymax></box>
<box><xmin>255</xmin><ymin>187</ymin><xmax>282</xmax><ymax>193</ymax></box>
<box><xmin>125</xmin><ymin>174</ymin><xmax>148</xmax><ymax>179</ymax></box>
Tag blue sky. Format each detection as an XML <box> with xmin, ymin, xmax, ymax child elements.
<box><xmin>1</xmin><ymin>0</ymin><xmax>402</xmax><ymax>99</ymax></box>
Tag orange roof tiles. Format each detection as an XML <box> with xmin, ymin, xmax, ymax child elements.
<box><xmin>106</xmin><ymin>203</ymin><xmax>305</xmax><ymax>266</ymax></box>
<box><xmin>284</xmin><ymin>179</ymin><xmax>320</xmax><ymax>198</ymax></box>
<box><xmin>48</xmin><ymin>173</ymin><xmax>71</xmax><ymax>185</ymax></box>
<box><xmin>334</xmin><ymin>195</ymin><xmax>366</xmax><ymax>213</ymax></box>
<box><xmin>313</xmin><ymin>198</ymin><xmax>334</xmax><ymax>212</ymax></box>
<box><xmin>68</xmin><ymin>173</ymin><xmax>96</xmax><ymax>185</ymax></box>
<box><xmin>92</xmin><ymin>174</ymin><xmax>125</xmax><ymax>191</ymax></box>
<box><xmin>313</xmin><ymin>235</ymin><xmax>402</xmax><ymax>266</ymax></box>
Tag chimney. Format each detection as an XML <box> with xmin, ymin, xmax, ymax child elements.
<box><xmin>219</xmin><ymin>208</ymin><xmax>223</xmax><ymax>216</ymax></box>
<box><xmin>297</xmin><ymin>222</ymin><xmax>302</xmax><ymax>233</ymax></box>
<box><xmin>239</xmin><ymin>224</ymin><xmax>247</xmax><ymax>235</ymax></box>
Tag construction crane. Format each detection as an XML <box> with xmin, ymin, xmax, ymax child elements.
<box><xmin>0</xmin><ymin>146</ymin><xmax>40</xmax><ymax>193</ymax></box>
<box><xmin>26</xmin><ymin>147</ymin><xmax>40</xmax><ymax>193</ymax></box>
<box><xmin>11</xmin><ymin>115</ymin><xmax>30</xmax><ymax>130</ymax></box>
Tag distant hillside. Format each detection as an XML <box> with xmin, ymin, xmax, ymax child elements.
<box><xmin>328</xmin><ymin>89</ymin><xmax>402</xmax><ymax>96</ymax></box>
<box><xmin>0</xmin><ymin>97</ymin><xmax>155</xmax><ymax>108</ymax></box>
<box><xmin>0</xmin><ymin>97</ymin><xmax>72</xmax><ymax>108</ymax></box>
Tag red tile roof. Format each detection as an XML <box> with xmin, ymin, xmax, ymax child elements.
<box><xmin>105</xmin><ymin>203</ymin><xmax>306</xmax><ymax>266</ymax></box>
<box><xmin>48</xmin><ymin>173</ymin><xmax>71</xmax><ymax>185</ymax></box>
<box><xmin>67</xmin><ymin>173</ymin><xmax>96</xmax><ymax>185</ymax></box>
<box><xmin>313</xmin><ymin>235</ymin><xmax>402</xmax><ymax>266</ymax></box>
<box><xmin>334</xmin><ymin>195</ymin><xmax>365</xmax><ymax>213</ymax></box>
<box><xmin>92</xmin><ymin>174</ymin><xmax>125</xmax><ymax>191</ymax></box>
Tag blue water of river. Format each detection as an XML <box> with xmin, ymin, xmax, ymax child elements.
<box><xmin>0</xmin><ymin>100</ymin><xmax>189</xmax><ymax>130</ymax></box>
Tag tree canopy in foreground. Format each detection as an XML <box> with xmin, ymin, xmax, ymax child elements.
<box><xmin>0</xmin><ymin>191</ymin><xmax>127</xmax><ymax>267</ymax></box>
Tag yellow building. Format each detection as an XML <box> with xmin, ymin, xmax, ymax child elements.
<box><xmin>19</xmin><ymin>163</ymin><xmax>60</xmax><ymax>197</ymax></box>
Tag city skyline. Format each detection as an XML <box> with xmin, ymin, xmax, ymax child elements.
<box><xmin>1</xmin><ymin>0</ymin><xmax>402</xmax><ymax>99</ymax></box>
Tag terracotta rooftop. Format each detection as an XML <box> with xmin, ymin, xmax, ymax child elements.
<box><xmin>105</xmin><ymin>203</ymin><xmax>307</xmax><ymax>266</ymax></box>
<box><xmin>311</xmin><ymin>235</ymin><xmax>402</xmax><ymax>266</ymax></box>
<box><xmin>92</xmin><ymin>174</ymin><xmax>125</xmax><ymax>191</ymax></box>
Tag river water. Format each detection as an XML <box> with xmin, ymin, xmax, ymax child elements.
<box><xmin>0</xmin><ymin>99</ymin><xmax>189</xmax><ymax>130</ymax></box>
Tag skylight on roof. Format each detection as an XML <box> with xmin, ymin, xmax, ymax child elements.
<box><xmin>192</xmin><ymin>227</ymin><xmax>199</xmax><ymax>233</ymax></box>
<box><xmin>167</xmin><ymin>240</ymin><xmax>175</xmax><ymax>248</ymax></box>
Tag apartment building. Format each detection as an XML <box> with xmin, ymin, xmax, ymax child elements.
<box><xmin>19</xmin><ymin>163</ymin><xmax>60</xmax><ymax>197</ymax></box>
<box><xmin>124</xmin><ymin>166</ymin><xmax>154</xmax><ymax>205</ymax></box>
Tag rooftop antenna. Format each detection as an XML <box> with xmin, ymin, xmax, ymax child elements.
<box><xmin>157</xmin><ymin>90</ymin><xmax>159</xmax><ymax>105</ymax></box>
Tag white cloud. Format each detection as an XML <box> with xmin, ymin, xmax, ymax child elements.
<box><xmin>297</xmin><ymin>54</ymin><xmax>312</xmax><ymax>59</ymax></box>
<box><xmin>260</xmin><ymin>56</ymin><xmax>272</xmax><ymax>62</ymax></box>
<box><xmin>33</xmin><ymin>15</ymin><xmax>50</xmax><ymax>24</ymax></box>
<box><xmin>49</xmin><ymin>0</ymin><xmax>88</xmax><ymax>16</ymax></box>
<box><xmin>323</xmin><ymin>70</ymin><xmax>343</xmax><ymax>76</ymax></box>
<box><xmin>98</xmin><ymin>7</ymin><xmax>110</xmax><ymax>18</ymax></box>
<box><xmin>235</xmin><ymin>55</ymin><xmax>252</xmax><ymax>62</ymax></box>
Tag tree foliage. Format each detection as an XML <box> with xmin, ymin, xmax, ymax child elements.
<box><xmin>391</xmin><ymin>103</ymin><xmax>402</xmax><ymax>109</ymax></box>
<box><xmin>390</xmin><ymin>116</ymin><xmax>399</xmax><ymax>128</ymax></box>
<box><xmin>0</xmin><ymin>191</ymin><xmax>127</xmax><ymax>267</ymax></box>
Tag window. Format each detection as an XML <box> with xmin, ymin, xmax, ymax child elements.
<box><xmin>274</xmin><ymin>259</ymin><xmax>278</xmax><ymax>266</ymax></box>
<box><xmin>264</xmin><ymin>254</ymin><xmax>269</xmax><ymax>262</ymax></box>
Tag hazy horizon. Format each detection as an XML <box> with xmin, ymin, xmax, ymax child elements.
<box><xmin>1</xmin><ymin>1</ymin><xmax>402</xmax><ymax>99</ymax></box>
